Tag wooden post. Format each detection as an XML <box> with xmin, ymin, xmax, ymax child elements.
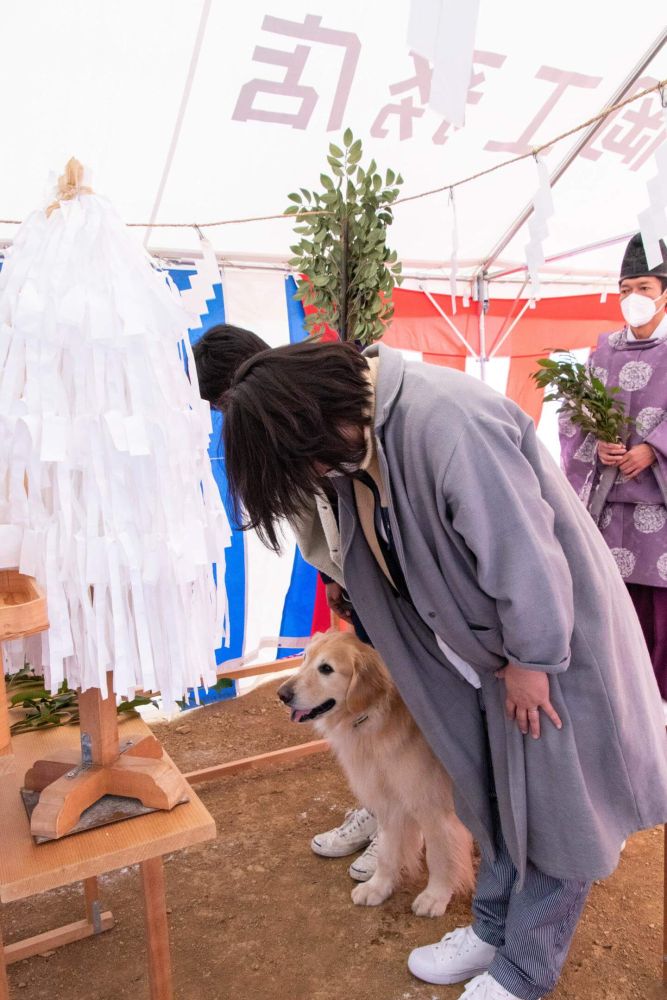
<box><xmin>0</xmin><ymin>646</ymin><xmax>12</xmax><ymax>768</ymax></box>
<box><xmin>141</xmin><ymin>856</ymin><xmax>173</xmax><ymax>1000</ymax></box>
<box><xmin>78</xmin><ymin>672</ymin><xmax>119</xmax><ymax>766</ymax></box>
<box><xmin>340</xmin><ymin>216</ymin><xmax>349</xmax><ymax>341</ymax></box>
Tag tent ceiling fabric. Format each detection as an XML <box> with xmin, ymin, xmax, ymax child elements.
<box><xmin>1</xmin><ymin>0</ymin><xmax>665</xmax><ymax>291</ymax></box>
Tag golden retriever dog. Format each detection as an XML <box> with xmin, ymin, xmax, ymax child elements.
<box><xmin>278</xmin><ymin>631</ymin><xmax>474</xmax><ymax>917</ymax></box>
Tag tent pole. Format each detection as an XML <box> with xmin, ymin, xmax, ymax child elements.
<box><xmin>419</xmin><ymin>285</ymin><xmax>479</xmax><ymax>359</ymax></box>
<box><xmin>488</xmin><ymin>232</ymin><xmax>635</xmax><ymax>282</ymax></box>
<box><xmin>143</xmin><ymin>0</ymin><xmax>213</xmax><ymax>247</ymax></box>
<box><xmin>489</xmin><ymin>299</ymin><xmax>532</xmax><ymax>359</ymax></box>
<box><xmin>486</xmin><ymin>280</ymin><xmax>528</xmax><ymax>355</ymax></box>
<box><xmin>476</xmin><ymin>274</ymin><xmax>489</xmax><ymax>381</ymax></box>
<box><xmin>476</xmin><ymin>28</ymin><xmax>667</xmax><ymax>278</ymax></box>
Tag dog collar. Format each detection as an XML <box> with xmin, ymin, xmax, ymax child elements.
<box><xmin>352</xmin><ymin>714</ymin><xmax>369</xmax><ymax>728</ymax></box>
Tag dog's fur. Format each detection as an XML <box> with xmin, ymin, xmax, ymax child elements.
<box><xmin>278</xmin><ymin>631</ymin><xmax>474</xmax><ymax>916</ymax></box>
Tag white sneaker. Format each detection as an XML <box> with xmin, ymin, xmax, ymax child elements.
<box><xmin>458</xmin><ymin>972</ymin><xmax>541</xmax><ymax>999</ymax></box>
<box><xmin>408</xmin><ymin>925</ymin><xmax>497</xmax><ymax>985</ymax></box>
<box><xmin>348</xmin><ymin>834</ymin><xmax>378</xmax><ymax>881</ymax></box>
<box><xmin>310</xmin><ymin>808</ymin><xmax>377</xmax><ymax>858</ymax></box>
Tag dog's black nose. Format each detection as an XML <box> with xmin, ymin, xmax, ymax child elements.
<box><xmin>277</xmin><ymin>685</ymin><xmax>294</xmax><ymax>705</ymax></box>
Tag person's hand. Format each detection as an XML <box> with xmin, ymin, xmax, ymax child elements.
<box><xmin>495</xmin><ymin>664</ymin><xmax>562</xmax><ymax>739</ymax></box>
<box><xmin>617</xmin><ymin>443</ymin><xmax>656</xmax><ymax>480</ymax></box>
<box><xmin>325</xmin><ymin>582</ymin><xmax>353</xmax><ymax>622</ymax></box>
<box><xmin>597</xmin><ymin>441</ymin><xmax>626</xmax><ymax>466</ymax></box>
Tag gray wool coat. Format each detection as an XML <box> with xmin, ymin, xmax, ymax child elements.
<box><xmin>333</xmin><ymin>344</ymin><xmax>667</xmax><ymax>882</ymax></box>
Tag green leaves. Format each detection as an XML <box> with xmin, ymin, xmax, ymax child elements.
<box><xmin>285</xmin><ymin>127</ymin><xmax>404</xmax><ymax>345</ymax></box>
<box><xmin>531</xmin><ymin>351</ymin><xmax>633</xmax><ymax>444</ymax></box>
<box><xmin>5</xmin><ymin>664</ymin><xmax>157</xmax><ymax>735</ymax></box>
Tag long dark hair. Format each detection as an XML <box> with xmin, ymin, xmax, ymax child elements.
<box><xmin>192</xmin><ymin>324</ymin><xmax>269</xmax><ymax>406</ymax></box>
<box><xmin>222</xmin><ymin>339</ymin><xmax>372</xmax><ymax>550</ymax></box>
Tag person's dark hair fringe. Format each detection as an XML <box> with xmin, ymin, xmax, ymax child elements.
<box><xmin>192</xmin><ymin>324</ymin><xmax>269</xmax><ymax>406</ymax></box>
<box><xmin>222</xmin><ymin>339</ymin><xmax>372</xmax><ymax>551</ymax></box>
<box><xmin>619</xmin><ymin>275</ymin><xmax>667</xmax><ymax>294</ymax></box>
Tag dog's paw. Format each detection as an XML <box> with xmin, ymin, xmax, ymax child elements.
<box><xmin>411</xmin><ymin>888</ymin><xmax>452</xmax><ymax>918</ymax></box>
<box><xmin>351</xmin><ymin>879</ymin><xmax>392</xmax><ymax>907</ymax></box>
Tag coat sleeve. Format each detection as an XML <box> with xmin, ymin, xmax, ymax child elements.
<box><xmin>442</xmin><ymin>416</ymin><xmax>575</xmax><ymax>674</ymax></box>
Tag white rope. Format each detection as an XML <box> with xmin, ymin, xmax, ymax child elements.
<box><xmin>220</xmin><ymin>636</ymin><xmax>313</xmax><ymax>673</ymax></box>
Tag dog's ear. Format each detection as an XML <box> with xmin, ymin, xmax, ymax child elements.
<box><xmin>345</xmin><ymin>646</ymin><xmax>393</xmax><ymax>716</ymax></box>
<box><xmin>305</xmin><ymin>631</ymin><xmax>326</xmax><ymax>654</ymax></box>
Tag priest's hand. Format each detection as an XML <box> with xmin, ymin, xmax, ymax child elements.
<box><xmin>495</xmin><ymin>664</ymin><xmax>563</xmax><ymax>739</ymax></box>
<box><xmin>617</xmin><ymin>443</ymin><xmax>656</xmax><ymax>479</ymax></box>
<box><xmin>325</xmin><ymin>582</ymin><xmax>354</xmax><ymax>623</ymax></box>
<box><xmin>597</xmin><ymin>440</ymin><xmax>626</xmax><ymax>465</ymax></box>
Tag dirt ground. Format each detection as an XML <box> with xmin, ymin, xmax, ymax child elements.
<box><xmin>3</xmin><ymin>679</ymin><xmax>664</xmax><ymax>1000</ymax></box>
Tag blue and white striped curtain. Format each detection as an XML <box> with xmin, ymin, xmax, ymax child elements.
<box><xmin>170</xmin><ymin>266</ymin><xmax>321</xmax><ymax>686</ymax></box>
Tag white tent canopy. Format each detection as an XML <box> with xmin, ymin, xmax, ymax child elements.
<box><xmin>1</xmin><ymin>0</ymin><xmax>665</xmax><ymax>297</ymax></box>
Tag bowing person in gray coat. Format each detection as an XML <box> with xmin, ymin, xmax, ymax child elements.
<box><xmin>221</xmin><ymin>338</ymin><xmax>667</xmax><ymax>1000</ymax></box>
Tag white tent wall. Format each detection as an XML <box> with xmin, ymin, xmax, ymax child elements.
<box><xmin>0</xmin><ymin>1</ymin><xmax>664</xmax><ymax>691</ymax></box>
<box><xmin>1</xmin><ymin>1</ymin><xmax>664</xmax><ymax>292</ymax></box>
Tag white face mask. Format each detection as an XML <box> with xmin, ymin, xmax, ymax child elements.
<box><xmin>620</xmin><ymin>291</ymin><xmax>665</xmax><ymax>328</ymax></box>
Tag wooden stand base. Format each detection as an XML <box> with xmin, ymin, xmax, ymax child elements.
<box><xmin>25</xmin><ymin>735</ymin><xmax>189</xmax><ymax>841</ymax></box>
<box><xmin>23</xmin><ymin>673</ymin><xmax>190</xmax><ymax>841</ymax></box>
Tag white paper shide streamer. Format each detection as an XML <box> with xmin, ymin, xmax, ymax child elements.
<box><xmin>525</xmin><ymin>156</ymin><xmax>554</xmax><ymax>302</ymax></box>
<box><xmin>407</xmin><ymin>0</ymin><xmax>481</xmax><ymax>127</ymax></box>
<box><xmin>637</xmin><ymin>93</ymin><xmax>667</xmax><ymax>269</ymax></box>
<box><xmin>0</xmin><ymin>180</ymin><xmax>231</xmax><ymax>708</ymax></box>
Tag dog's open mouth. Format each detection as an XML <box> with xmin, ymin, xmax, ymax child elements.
<box><xmin>290</xmin><ymin>699</ymin><xmax>336</xmax><ymax>723</ymax></box>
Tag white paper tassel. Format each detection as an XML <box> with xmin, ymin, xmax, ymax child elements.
<box><xmin>0</xmin><ymin>184</ymin><xmax>231</xmax><ymax>709</ymax></box>
<box><xmin>637</xmin><ymin>94</ymin><xmax>667</xmax><ymax>269</ymax></box>
<box><xmin>177</xmin><ymin>230</ymin><xmax>221</xmax><ymax>324</ymax></box>
<box><xmin>524</xmin><ymin>156</ymin><xmax>554</xmax><ymax>301</ymax></box>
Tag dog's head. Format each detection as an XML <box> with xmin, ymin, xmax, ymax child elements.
<box><xmin>277</xmin><ymin>631</ymin><xmax>393</xmax><ymax>725</ymax></box>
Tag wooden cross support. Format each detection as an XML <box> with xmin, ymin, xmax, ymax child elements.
<box><xmin>24</xmin><ymin>674</ymin><xmax>190</xmax><ymax>841</ymax></box>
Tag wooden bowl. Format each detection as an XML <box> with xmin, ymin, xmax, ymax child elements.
<box><xmin>0</xmin><ymin>569</ymin><xmax>49</xmax><ymax>642</ymax></box>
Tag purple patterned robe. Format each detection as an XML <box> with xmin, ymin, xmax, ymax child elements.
<box><xmin>560</xmin><ymin>325</ymin><xmax>667</xmax><ymax>587</ymax></box>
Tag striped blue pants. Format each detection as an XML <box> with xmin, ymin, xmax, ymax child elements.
<box><xmin>472</xmin><ymin>824</ymin><xmax>591</xmax><ymax>999</ymax></box>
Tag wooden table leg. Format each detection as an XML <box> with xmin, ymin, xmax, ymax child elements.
<box><xmin>141</xmin><ymin>857</ymin><xmax>173</xmax><ymax>1000</ymax></box>
<box><xmin>0</xmin><ymin>915</ymin><xmax>10</xmax><ymax>1000</ymax></box>
<box><xmin>84</xmin><ymin>877</ymin><xmax>102</xmax><ymax>932</ymax></box>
